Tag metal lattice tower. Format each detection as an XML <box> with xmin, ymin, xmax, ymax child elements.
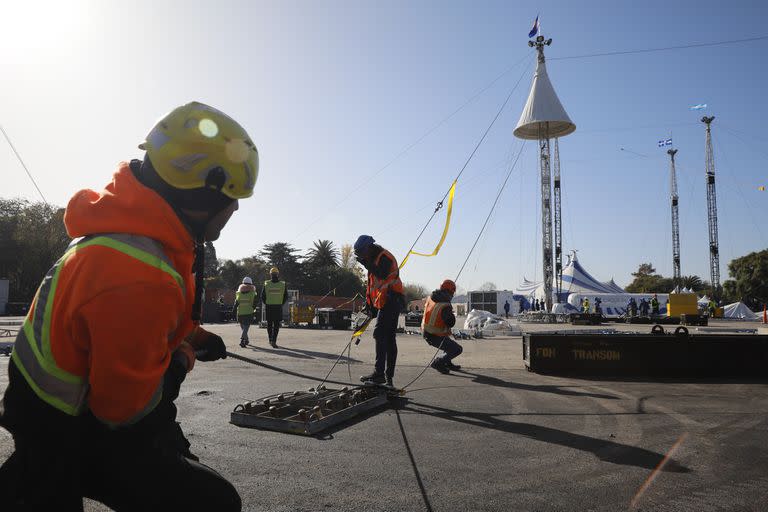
<box><xmin>514</xmin><ymin>34</ymin><xmax>575</xmax><ymax>313</ymax></box>
<box><xmin>702</xmin><ymin>116</ymin><xmax>720</xmax><ymax>296</ymax></box>
<box><xmin>668</xmin><ymin>148</ymin><xmax>681</xmax><ymax>282</ymax></box>
<box><xmin>538</xmin><ymin>124</ymin><xmax>554</xmax><ymax>311</ymax></box>
<box><xmin>553</xmin><ymin>137</ymin><xmax>563</xmax><ymax>300</ymax></box>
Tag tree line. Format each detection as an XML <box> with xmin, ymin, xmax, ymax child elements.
<box><xmin>2</xmin><ymin>198</ymin><xmax>766</xmax><ymax>309</ymax></box>
<box><xmin>625</xmin><ymin>254</ymin><xmax>768</xmax><ymax>310</ymax></box>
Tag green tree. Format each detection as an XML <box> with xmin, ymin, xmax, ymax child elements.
<box><xmin>625</xmin><ymin>262</ymin><xmax>675</xmax><ymax>293</ymax></box>
<box><xmin>721</xmin><ymin>249</ymin><xmax>768</xmax><ymax>309</ymax></box>
<box><xmin>306</xmin><ymin>239</ymin><xmax>339</xmax><ymax>268</ymax></box>
<box><xmin>203</xmin><ymin>241</ymin><xmax>219</xmax><ymax>277</ymax></box>
<box><xmin>260</xmin><ymin>242</ymin><xmax>304</xmax><ymax>289</ymax></box>
<box><xmin>0</xmin><ymin>198</ymin><xmax>70</xmax><ymax>304</ymax></box>
<box><xmin>403</xmin><ymin>282</ymin><xmax>428</xmax><ymax>303</ymax></box>
<box><xmin>678</xmin><ymin>275</ymin><xmax>709</xmax><ymax>292</ymax></box>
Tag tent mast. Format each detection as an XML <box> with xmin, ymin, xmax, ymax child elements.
<box><xmin>553</xmin><ymin>137</ymin><xmax>563</xmax><ymax>302</ymax></box>
<box><xmin>668</xmin><ymin>148</ymin><xmax>681</xmax><ymax>282</ymax></box>
<box><xmin>514</xmin><ymin>33</ymin><xmax>575</xmax><ymax>312</ymax></box>
<box><xmin>702</xmin><ymin>115</ymin><xmax>720</xmax><ymax>299</ymax></box>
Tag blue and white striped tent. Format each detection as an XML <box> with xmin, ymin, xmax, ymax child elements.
<box><xmin>515</xmin><ymin>252</ymin><xmax>662</xmax><ymax>316</ymax></box>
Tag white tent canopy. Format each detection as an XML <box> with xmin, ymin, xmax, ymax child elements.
<box><xmin>722</xmin><ymin>302</ymin><xmax>760</xmax><ymax>320</ymax></box>
<box><xmin>514</xmin><ymin>56</ymin><xmax>576</xmax><ymax>140</ymax></box>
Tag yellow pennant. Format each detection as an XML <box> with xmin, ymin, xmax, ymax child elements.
<box><xmin>399</xmin><ymin>180</ymin><xmax>457</xmax><ymax>269</ymax></box>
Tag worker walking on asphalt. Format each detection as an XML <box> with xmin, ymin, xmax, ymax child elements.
<box><xmin>234</xmin><ymin>277</ymin><xmax>257</xmax><ymax>347</ymax></box>
<box><xmin>262</xmin><ymin>267</ymin><xmax>287</xmax><ymax>348</ymax></box>
<box><xmin>0</xmin><ymin>102</ymin><xmax>257</xmax><ymax>511</ymax></box>
<box><xmin>504</xmin><ymin>300</ymin><xmax>510</xmax><ymax>318</ymax></box>
<box><xmin>708</xmin><ymin>299</ymin><xmax>717</xmax><ymax>317</ymax></box>
<box><xmin>651</xmin><ymin>293</ymin><xmax>660</xmax><ymax>315</ymax></box>
<box><xmin>582</xmin><ymin>297</ymin><xmax>590</xmax><ymax>314</ymax></box>
<box><xmin>354</xmin><ymin>235</ymin><xmax>404</xmax><ymax>387</ymax></box>
<box><xmin>423</xmin><ymin>280</ymin><xmax>463</xmax><ymax>374</ymax></box>
<box><xmin>639</xmin><ymin>298</ymin><xmax>650</xmax><ymax>317</ymax></box>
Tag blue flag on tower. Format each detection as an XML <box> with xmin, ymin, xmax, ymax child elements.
<box><xmin>528</xmin><ymin>16</ymin><xmax>540</xmax><ymax>38</ymax></box>
<box><xmin>658</xmin><ymin>138</ymin><xmax>673</xmax><ymax>147</ymax></box>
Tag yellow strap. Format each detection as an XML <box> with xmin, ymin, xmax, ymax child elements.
<box><xmin>354</xmin><ymin>181</ymin><xmax>457</xmax><ymax>341</ymax></box>
<box><xmin>399</xmin><ymin>180</ymin><xmax>456</xmax><ymax>269</ymax></box>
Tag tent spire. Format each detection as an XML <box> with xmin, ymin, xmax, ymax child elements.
<box><xmin>514</xmin><ymin>33</ymin><xmax>576</xmax><ymax>312</ymax></box>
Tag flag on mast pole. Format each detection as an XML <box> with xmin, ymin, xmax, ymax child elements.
<box><xmin>528</xmin><ymin>15</ymin><xmax>540</xmax><ymax>38</ymax></box>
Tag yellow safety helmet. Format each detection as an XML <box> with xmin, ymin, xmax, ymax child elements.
<box><xmin>270</xmin><ymin>267</ymin><xmax>279</xmax><ymax>274</ymax></box>
<box><xmin>139</xmin><ymin>102</ymin><xmax>258</xmax><ymax>199</ymax></box>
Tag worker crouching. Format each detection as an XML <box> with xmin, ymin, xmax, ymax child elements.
<box><xmin>0</xmin><ymin>102</ymin><xmax>258</xmax><ymax>511</ymax></box>
<box><xmin>422</xmin><ymin>280</ymin><xmax>463</xmax><ymax>374</ymax></box>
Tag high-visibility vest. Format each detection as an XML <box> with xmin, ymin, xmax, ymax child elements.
<box><xmin>236</xmin><ymin>288</ymin><xmax>256</xmax><ymax>315</ymax></box>
<box><xmin>11</xmin><ymin>234</ymin><xmax>184</xmax><ymax>421</ymax></box>
<box><xmin>366</xmin><ymin>249</ymin><xmax>404</xmax><ymax>309</ymax></box>
<box><xmin>264</xmin><ymin>280</ymin><xmax>286</xmax><ymax>305</ymax></box>
<box><xmin>421</xmin><ymin>297</ymin><xmax>452</xmax><ymax>336</ymax></box>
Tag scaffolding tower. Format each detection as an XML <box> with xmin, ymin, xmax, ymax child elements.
<box><xmin>514</xmin><ymin>34</ymin><xmax>575</xmax><ymax>312</ymax></box>
<box><xmin>702</xmin><ymin>116</ymin><xmax>720</xmax><ymax>297</ymax></box>
<box><xmin>553</xmin><ymin>138</ymin><xmax>563</xmax><ymax>299</ymax></box>
<box><xmin>668</xmin><ymin>148</ymin><xmax>681</xmax><ymax>282</ymax></box>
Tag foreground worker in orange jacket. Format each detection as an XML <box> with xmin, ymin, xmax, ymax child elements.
<box><xmin>422</xmin><ymin>279</ymin><xmax>463</xmax><ymax>374</ymax></box>
<box><xmin>354</xmin><ymin>235</ymin><xmax>404</xmax><ymax>387</ymax></box>
<box><xmin>0</xmin><ymin>102</ymin><xmax>258</xmax><ymax>511</ymax></box>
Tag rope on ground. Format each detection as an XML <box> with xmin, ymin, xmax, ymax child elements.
<box><xmin>225</xmin><ymin>351</ymin><xmax>357</xmax><ymax>387</ymax></box>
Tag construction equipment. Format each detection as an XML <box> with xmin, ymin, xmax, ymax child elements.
<box><xmin>514</xmin><ymin>33</ymin><xmax>576</xmax><ymax>311</ymax></box>
<box><xmin>668</xmin><ymin>148</ymin><xmax>682</xmax><ymax>281</ymax></box>
<box><xmin>702</xmin><ymin>116</ymin><xmax>721</xmax><ymax>298</ymax></box>
<box><xmin>231</xmin><ymin>385</ymin><xmax>390</xmax><ymax>435</ymax></box>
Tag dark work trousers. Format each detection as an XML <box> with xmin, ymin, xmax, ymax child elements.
<box><xmin>424</xmin><ymin>334</ymin><xmax>463</xmax><ymax>364</ymax></box>
<box><xmin>373</xmin><ymin>300</ymin><xmax>399</xmax><ymax>379</ymax></box>
<box><xmin>238</xmin><ymin>313</ymin><xmax>253</xmax><ymax>341</ymax></box>
<box><xmin>0</xmin><ymin>432</ymin><xmax>241</xmax><ymax>512</ymax></box>
<box><xmin>0</xmin><ymin>362</ymin><xmax>241</xmax><ymax>512</ymax></box>
<box><xmin>265</xmin><ymin>305</ymin><xmax>282</xmax><ymax>343</ymax></box>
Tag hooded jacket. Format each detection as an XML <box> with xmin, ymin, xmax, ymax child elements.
<box><xmin>423</xmin><ymin>289</ymin><xmax>456</xmax><ymax>342</ymax></box>
<box><xmin>7</xmin><ymin>162</ymin><xmax>197</xmax><ymax>428</ymax></box>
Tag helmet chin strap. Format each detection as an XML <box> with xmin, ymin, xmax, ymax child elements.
<box><xmin>191</xmin><ymin>236</ymin><xmax>205</xmax><ymax>322</ymax></box>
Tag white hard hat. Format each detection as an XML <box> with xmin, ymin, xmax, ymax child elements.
<box><xmin>242</xmin><ymin>277</ymin><xmax>253</xmax><ymax>285</ymax></box>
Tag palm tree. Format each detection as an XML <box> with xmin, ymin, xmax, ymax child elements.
<box><xmin>680</xmin><ymin>275</ymin><xmax>703</xmax><ymax>291</ymax></box>
<box><xmin>307</xmin><ymin>240</ymin><xmax>339</xmax><ymax>267</ymax></box>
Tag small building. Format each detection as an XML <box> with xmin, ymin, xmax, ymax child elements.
<box><xmin>467</xmin><ymin>290</ymin><xmax>521</xmax><ymax>315</ymax></box>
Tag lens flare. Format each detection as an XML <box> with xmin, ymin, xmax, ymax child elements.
<box><xmin>199</xmin><ymin>118</ymin><xmax>219</xmax><ymax>138</ymax></box>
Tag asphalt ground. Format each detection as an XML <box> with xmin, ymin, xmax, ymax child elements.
<box><xmin>1</xmin><ymin>319</ymin><xmax>767</xmax><ymax>511</ymax></box>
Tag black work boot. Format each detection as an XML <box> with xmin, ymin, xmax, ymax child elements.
<box><xmin>431</xmin><ymin>360</ymin><xmax>450</xmax><ymax>374</ymax></box>
<box><xmin>445</xmin><ymin>361</ymin><xmax>461</xmax><ymax>371</ymax></box>
<box><xmin>386</xmin><ymin>377</ymin><xmax>394</xmax><ymax>388</ymax></box>
<box><xmin>360</xmin><ymin>372</ymin><xmax>386</xmax><ymax>384</ymax></box>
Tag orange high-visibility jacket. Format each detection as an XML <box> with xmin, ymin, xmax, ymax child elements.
<box><xmin>11</xmin><ymin>162</ymin><xmax>197</xmax><ymax>426</ymax></box>
<box><xmin>366</xmin><ymin>249</ymin><xmax>404</xmax><ymax>309</ymax></box>
<box><xmin>421</xmin><ymin>297</ymin><xmax>452</xmax><ymax>337</ymax></box>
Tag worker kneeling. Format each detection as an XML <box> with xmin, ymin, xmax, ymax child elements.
<box><xmin>0</xmin><ymin>102</ymin><xmax>258</xmax><ymax>511</ymax></box>
<box><xmin>422</xmin><ymin>280</ymin><xmax>463</xmax><ymax>374</ymax></box>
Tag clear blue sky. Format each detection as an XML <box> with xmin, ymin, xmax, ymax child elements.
<box><xmin>2</xmin><ymin>0</ymin><xmax>767</xmax><ymax>292</ymax></box>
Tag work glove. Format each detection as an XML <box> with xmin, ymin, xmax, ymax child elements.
<box><xmin>186</xmin><ymin>328</ymin><xmax>227</xmax><ymax>362</ymax></box>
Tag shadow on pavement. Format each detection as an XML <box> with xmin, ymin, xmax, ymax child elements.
<box><xmin>400</xmin><ymin>400</ymin><xmax>691</xmax><ymax>473</ymax></box>
<box><xmin>454</xmin><ymin>370</ymin><xmax>619</xmax><ymax>400</ymax></box>
<box><xmin>395</xmin><ymin>408</ymin><xmax>434</xmax><ymax>512</ymax></box>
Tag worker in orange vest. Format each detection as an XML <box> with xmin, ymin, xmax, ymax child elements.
<box><xmin>0</xmin><ymin>102</ymin><xmax>258</xmax><ymax>511</ymax></box>
<box><xmin>422</xmin><ymin>279</ymin><xmax>463</xmax><ymax>374</ymax></box>
<box><xmin>354</xmin><ymin>235</ymin><xmax>404</xmax><ymax>387</ymax></box>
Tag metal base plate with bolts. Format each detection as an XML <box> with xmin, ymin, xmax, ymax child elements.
<box><xmin>231</xmin><ymin>385</ymin><xmax>391</xmax><ymax>435</ymax></box>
